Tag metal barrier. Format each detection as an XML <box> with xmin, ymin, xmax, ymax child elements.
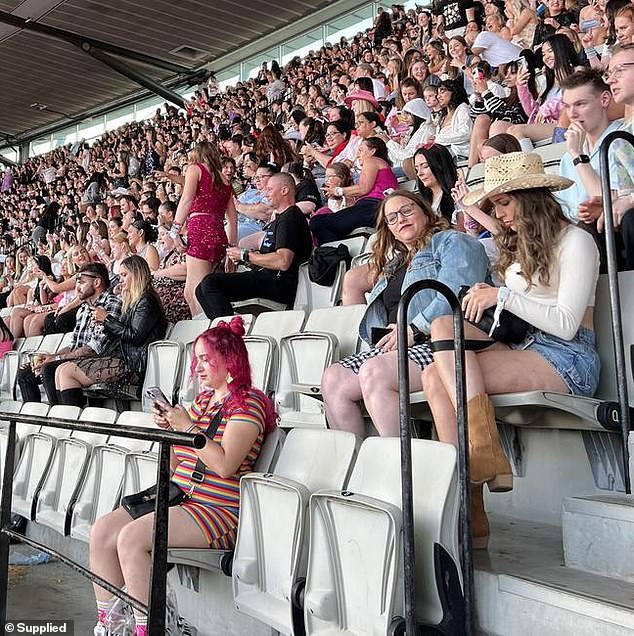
<box><xmin>396</xmin><ymin>280</ymin><xmax>473</xmax><ymax>636</ymax></box>
<box><xmin>0</xmin><ymin>411</ymin><xmax>206</xmax><ymax>636</ymax></box>
<box><xmin>599</xmin><ymin>130</ymin><xmax>634</xmax><ymax>494</ymax></box>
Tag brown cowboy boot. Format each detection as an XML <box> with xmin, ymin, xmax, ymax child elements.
<box><xmin>467</xmin><ymin>394</ymin><xmax>513</xmax><ymax>492</ymax></box>
<box><xmin>470</xmin><ymin>482</ymin><xmax>490</xmax><ymax>550</ymax></box>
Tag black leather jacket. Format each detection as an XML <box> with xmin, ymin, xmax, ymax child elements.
<box><xmin>103</xmin><ymin>291</ymin><xmax>167</xmax><ymax>376</ymax></box>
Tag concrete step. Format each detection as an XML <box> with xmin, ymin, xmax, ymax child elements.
<box><xmin>562</xmin><ymin>493</ymin><xmax>634</xmax><ymax>583</ymax></box>
<box><xmin>476</xmin><ymin>516</ymin><xmax>634</xmax><ymax>635</ymax></box>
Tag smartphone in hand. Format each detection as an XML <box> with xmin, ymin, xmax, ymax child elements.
<box><xmin>145</xmin><ymin>386</ymin><xmax>172</xmax><ymax>412</ymax></box>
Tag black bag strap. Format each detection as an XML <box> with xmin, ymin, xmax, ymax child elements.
<box><xmin>430</xmin><ymin>338</ymin><xmax>496</xmax><ymax>353</ymax></box>
<box><xmin>191</xmin><ymin>406</ymin><xmax>224</xmax><ymax>483</ymax></box>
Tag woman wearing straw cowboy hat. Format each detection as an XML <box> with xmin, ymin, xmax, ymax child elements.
<box><xmin>422</xmin><ymin>151</ymin><xmax>601</xmax><ymax>549</ymax></box>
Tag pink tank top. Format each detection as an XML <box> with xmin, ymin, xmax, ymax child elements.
<box><xmin>364</xmin><ymin>165</ymin><xmax>399</xmax><ymax>200</ymax></box>
<box><xmin>190</xmin><ymin>163</ymin><xmax>232</xmax><ymax>218</ymax></box>
<box><xmin>0</xmin><ymin>340</ymin><xmax>13</xmax><ymax>359</ymax></box>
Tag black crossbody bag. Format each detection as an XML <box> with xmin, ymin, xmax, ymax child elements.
<box><xmin>122</xmin><ymin>407</ymin><xmax>223</xmax><ymax>520</ymax></box>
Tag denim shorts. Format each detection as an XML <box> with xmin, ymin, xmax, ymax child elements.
<box><xmin>511</xmin><ymin>327</ymin><xmax>600</xmax><ymax>397</ymax></box>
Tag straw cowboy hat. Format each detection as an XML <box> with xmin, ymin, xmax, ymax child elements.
<box><xmin>463</xmin><ymin>151</ymin><xmax>573</xmax><ymax>207</ymax></box>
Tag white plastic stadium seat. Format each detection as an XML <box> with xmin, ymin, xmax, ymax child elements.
<box><xmin>232</xmin><ymin>429</ymin><xmax>357</xmax><ymax>635</ymax></box>
<box><xmin>277</xmin><ymin>305</ymin><xmax>365</xmax><ymax>428</ymax></box>
<box><xmin>70</xmin><ymin>411</ymin><xmax>156</xmax><ymax>543</ymax></box>
<box><xmin>304</xmin><ymin>438</ymin><xmax>460</xmax><ymax>634</ymax></box>
<box><xmin>11</xmin><ymin>404</ymin><xmax>80</xmax><ymax>520</ymax></box>
<box><xmin>142</xmin><ymin>318</ymin><xmax>211</xmax><ymax>411</ymax></box>
<box><xmin>167</xmin><ymin>426</ymin><xmax>286</xmax><ymax>572</ymax></box>
<box><xmin>0</xmin><ymin>336</ymin><xmax>41</xmax><ymax>402</ymax></box>
<box><xmin>35</xmin><ymin>407</ymin><xmax>116</xmax><ymax>535</ymax></box>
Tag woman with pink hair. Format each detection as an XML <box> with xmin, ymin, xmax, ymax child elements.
<box><xmin>89</xmin><ymin>316</ymin><xmax>276</xmax><ymax>636</ymax></box>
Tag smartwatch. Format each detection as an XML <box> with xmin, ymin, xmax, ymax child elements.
<box><xmin>572</xmin><ymin>154</ymin><xmax>590</xmax><ymax>167</ymax></box>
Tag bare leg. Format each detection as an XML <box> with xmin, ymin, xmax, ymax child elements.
<box><xmin>24</xmin><ymin>311</ymin><xmax>49</xmax><ymax>337</ymax></box>
<box><xmin>489</xmin><ymin>120</ymin><xmax>511</xmax><ymax>137</ymax></box>
<box><xmin>55</xmin><ymin>361</ymin><xmax>96</xmax><ymax>390</ymax></box>
<box><xmin>117</xmin><ymin>506</ymin><xmax>209</xmax><ymax>606</ymax></box>
<box><xmin>89</xmin><ymin>507</ymin><xmax>132</xmax><ymax>602</ymax></box>
<box><xmin>322</xmin><ymin>363</ymin><xmax>365</xmax><ymax>437</ymax></box>
<box><xmin>507</xmin><ymin>123</ymin><xmax>556</xmax><ymax>144</ymax></box>
<box><xmin>359</xmin><ymin>351</ymin><xmax>424</xmax><ymax>437</ymax></box>
<box><xmin>421</xmin><ymin>363</ymin><xmax>458</xmax><ymax>445</ymax></box>
<box><xmin>341</xmin><ymin>263</ymin><xmax>372</xmax><ymax>305</ymax></box>
<box><xmin>7</xmin><ymin>285</ymin><xmax>28</xmax><ymax>307</ymax></box>
<box><xmin>184</xmin><ymin>255</ymin><xmax>213</xmax><ymax>317</ymax></box>
<box><xmin>468</xmin><ymin>115</ymin><xmax>491</xmax><ymax>168</ymax></box>
<box><xmin>9</xmin><ymin>307</ymin><xmax>30</xmax><ymax>339</ymax></box>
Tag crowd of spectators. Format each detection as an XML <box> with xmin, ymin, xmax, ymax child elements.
<box><xmin>1</xmin><ymin>3</ymin><xmax>634</xmax><ymax>629</ymax></box>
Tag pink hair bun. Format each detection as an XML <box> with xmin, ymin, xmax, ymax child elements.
<box><xmin>228</xmin><ymin>316</ymin><xmax>245</xmax><ymax>337</ymax></box>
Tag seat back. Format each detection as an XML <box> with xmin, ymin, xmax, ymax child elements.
<box><xmin>37</xmin><ymin>333</ymin><xmax>64</xmax><ymax>355</ymax></box>
<box><xmin>57</xmin><ymin>331</ymin><xmax>75</xmax><ymax>350</ymax></box>
<box><xmin>293</xmin><ymin>261</ymin><xmax>346</xmax><ymax>313</ymax></box>
<box><xmin>0</xmin><ymin>401</ymin><xmax>36</xmax><ymax>489</ymax></box>
<box><xmin>141</xmin><ymin>340</ymin><xmax>183</xmax><ymax>411</ymax></box>
<box><xmin>112</xmin><ymin>411</ymin><xmax>157</xmax><ymax>452</ymax></box>
<box><xmin>304</xmin><ymin>437</ymin><xmax>459</xmax><ymax>633</ymax></box>
<box><xmin>233</xmin><ymin>429</ymin><xmax>357</xmax><ymax>635</ymax></box>
<box><xmin>244</xmin><ymin>337</ymin><xmax>275</xmax><ymax>393</ymax></box>
<box><xmin>167</xmin><ymin>319</ymin><xmax>212</xmax><ymax>344</ymax></box>
<box><xmin>277</xmin><ymin>305</ymin><xmax>365</xmax><ymax>426</ymax></box>
<box><xmin>595</xmin><ymin>271</ymin><xmax>634</xmax><ymax>405</ymax></box>
<box><xmin>35</xmin><ymin>407</ymin><xmax>113</xmax><ymax>534</ymax></box>
<box><xmin>0</xmin><ymin>351</ymin><xmax>20</xmax><ymax>401</ymax></box>
<box><xmin>250</xmin><ymin>310</ymin><xmax>306</xmax><ymax>342</ymax></box>
<box><xmin>253</xmin><ymin>426</ymin><xmax>285</xmax><ymax>473</ymax></box>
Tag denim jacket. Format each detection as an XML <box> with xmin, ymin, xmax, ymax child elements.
<box><xmin>358</xmin><ymin>230</ymin><xmax>491</xmax><ymax>344</ymax></box>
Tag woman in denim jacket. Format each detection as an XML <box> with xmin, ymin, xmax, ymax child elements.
<box><xmin>321</xmin><ymin>190</ymin><xmax>490</xmax><ymax>438</ymax></box>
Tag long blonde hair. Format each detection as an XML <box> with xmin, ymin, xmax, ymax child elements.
<box><xmin>189</xmin><ymin>141</ymin><xmax>225</xmax><ymax>189</ymax></box>
<box><xmin>119</xmin><ymin>254</ymin><xmax>153</xmax><ymax>312</ymax></box>
<box><xmin>369</xmin><ymin>191</ymin><xmax>450</xmax><ymax>285</ymax></box>
<box><xmin>494</xmin><ymin>188</ymin><xmax>570</xmax><ymax>288</ymax></box>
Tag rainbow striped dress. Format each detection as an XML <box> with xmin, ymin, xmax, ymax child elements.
<box><xmin>171</xmin><ymin>389</ymin><xmax>265</xmax><ymax>548</ymax></box>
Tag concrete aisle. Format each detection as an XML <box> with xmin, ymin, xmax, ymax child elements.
<box><xmin>7</xmin><ymin>551</ymin><xmax>95</xmax><ymax>634</ymax></box>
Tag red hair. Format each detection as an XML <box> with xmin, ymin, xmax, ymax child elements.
<box><xmin>191</xmin><ymin>316</ymin><xmax>277</xmax><ymax>434</ymax></box>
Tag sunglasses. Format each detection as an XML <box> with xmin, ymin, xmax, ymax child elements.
<box><xmin>75</xmin><ymin>272</ymin><xmax>99</xmax><ymax>282</ymax></box>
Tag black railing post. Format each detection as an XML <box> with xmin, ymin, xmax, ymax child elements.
<box><xmin>147</xmin><ymin>441</ymin><xmax>172</xmax><ymax>635</ymax></box>
<box><xmin>0</xmin><ymin>419</ymin><xmax>17</xmax><ymax>636</ymax></box>
<box><xmin>599</xmin><ymin>130</ymin><xmax>634</xmax><ymax>494</ymax></box>
<box><xmin>397</xmin><ymin>280</ymin><xmax>474</xmax><ymax>636</ymax></box>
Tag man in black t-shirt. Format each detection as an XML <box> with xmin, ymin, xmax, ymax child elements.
<box><xmin>196</xmin><ymin>173</ymin><xmax>313</xmax><ymax>320</ymax></box>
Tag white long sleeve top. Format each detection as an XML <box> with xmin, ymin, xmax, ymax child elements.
<box><xmin>502</xmin><ymin>225</ymin><xmax>599</xmax><ymax>341</ymax></box>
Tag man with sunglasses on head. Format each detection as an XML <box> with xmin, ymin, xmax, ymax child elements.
<box><xmin>17</xmin><ymin>262</ymin><xmax>122</xmax><ymax>405</ymax></box>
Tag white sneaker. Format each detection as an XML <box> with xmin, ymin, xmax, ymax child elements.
<box><xmin>93</xmin><ymin>623</ymin><xmax>107</xmax><ymax>636</ymax></box>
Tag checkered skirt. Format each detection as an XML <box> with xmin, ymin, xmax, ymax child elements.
<box><xmin>338</xmin><ymin>342</ymin><xmax>434</xmax><ymax>374</ymax></box>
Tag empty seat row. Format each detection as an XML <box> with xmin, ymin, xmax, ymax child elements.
<box><xmin>170</xmin><ymin>429</ymin><xmax>462</xmax><ymax>635</ymax></box>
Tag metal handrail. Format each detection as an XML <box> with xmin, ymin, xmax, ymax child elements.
<box><xmin>0</xmin><ymin>411</ymin><xmax>205</xmax><ymax>636</ymax></box>
<box><xmin>599</xmin><ymin>130</ymin><xmax>634</xmax><ymax>494</ymax></box>
<box><xmin>397</xmin><ymin>280</ymin><xmax>473</xmax><ymax>636</ymax></box>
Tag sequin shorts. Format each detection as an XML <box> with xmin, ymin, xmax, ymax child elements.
<box><xmin>186</xmin><ymin>214</ymin><xmax>228</xmax><ymax>263</ymax></box>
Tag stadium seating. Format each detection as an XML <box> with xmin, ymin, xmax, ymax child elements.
<box><xmin>232</xmin><ymin>428</ymin><xmax>357</xmax><ymax>635</ymax></box>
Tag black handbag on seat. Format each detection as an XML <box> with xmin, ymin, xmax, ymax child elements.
<box><xmin>121</xmin><ymin>407</ymin><xmax>223</xmax><ymax>519</ymax></box>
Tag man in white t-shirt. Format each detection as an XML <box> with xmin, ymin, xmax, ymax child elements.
<box><xmin>471</xmin><ymin>31</ymin><xmax>522</xmax><ymax>68</ymax></box>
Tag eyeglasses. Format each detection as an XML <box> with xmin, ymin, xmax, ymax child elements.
<box><xmin>385</xmin><ymin>203</ymin><xmax>418</xmax><ymax>225</ymax></box>
<box><xmin>253</xmin><ymin>175</ymin><xmax>271</xmax><ymax>181</ymax></box>
<box><xmin>603</xmin><ymin>62</ymin><xmax>634</xmax><ymax>81</ymax></box>
<box><xmin>325</xmin><ymin>131</ymin><xmax>341</xmax><ymax>138</ymax></box>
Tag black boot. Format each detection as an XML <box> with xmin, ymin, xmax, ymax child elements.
<box><xmin>59</xmin><ymin>388</ymin><xmax>85</xmax><ymax>407</ymax></box>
